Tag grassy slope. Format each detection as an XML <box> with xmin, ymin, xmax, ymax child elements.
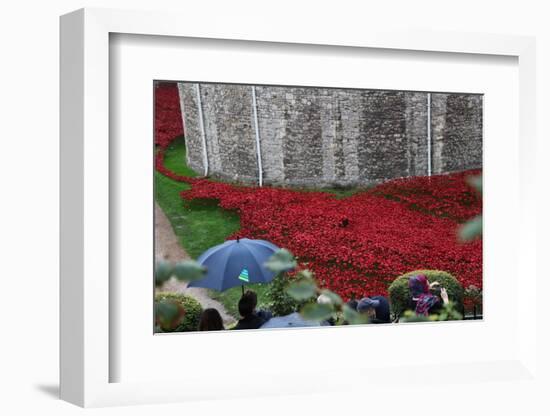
<box><xmin>155</xmin><ymin>137</ymin><xmax>269</xmax><ymax>318</ymax></box>
<box><xmin>155</xmin><ymin>137</ymin><xmax>241</xmax><ymax>259</ymax></box>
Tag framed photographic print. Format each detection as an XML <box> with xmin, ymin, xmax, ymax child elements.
<box><xmin>60</xmin><ymin>7</ymin><xmax>540</xmax><ymax>409</ymax></box>
<box><xmin>153</xmin><ymin>80</ymin><xmax>483</xmax><ymax>330</ymax></box>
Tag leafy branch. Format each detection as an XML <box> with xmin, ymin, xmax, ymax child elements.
<box><xmin>155</xmin><ymin>259</ymin><xmax>206</xmax><ymax>287</ymax></box>
<box><xmin>265</xmin><ymin>249</ymin><xmax>369</xmax><ymax>324</ymax></box>
<box><xmin>459</xmin><ymin>175</ymin><xmax>482</xmax><ymax>241</ymax></box>
<box><xmin>399</xmin><ymin>301</ymin><xmax>463</xmax><ymax>323</ymax></box>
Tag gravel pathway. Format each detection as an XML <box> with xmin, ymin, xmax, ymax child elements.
<box><xmin>155</xmin><ymin>203</ymin><xmax>236</xmax><ymax>325</ymax></box>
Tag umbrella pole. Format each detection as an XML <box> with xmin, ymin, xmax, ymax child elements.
<box><xmin>241</xmin><ymin>285</ymin><xmax>245</xmax><ymax>296</ymax></box>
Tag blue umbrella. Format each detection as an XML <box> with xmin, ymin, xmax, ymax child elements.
<box><xmin>260</xmin><ymin>312</ymin><xmax>321</xmax><ymax>329</ymax></box>
<box><xmin>188</xmin><ymin>238</ymin><xmax>281</xmax><ymax>292</ymax></box>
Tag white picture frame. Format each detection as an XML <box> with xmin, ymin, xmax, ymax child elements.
<box><xmin>60</xmin><ymin>7</ymin><xmax>539</xmax><ymax>408</ymax></box>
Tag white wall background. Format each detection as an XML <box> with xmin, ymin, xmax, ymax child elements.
<box><xmin>1</xmin><ymin>0</ymin><xmax>548</xmax><ymax>414</ymax></box>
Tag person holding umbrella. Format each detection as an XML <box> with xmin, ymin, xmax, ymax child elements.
<box><xmin>233</xmin><ymin>290</ymin><xmax>272</xmax><ymax>330</ymax></box>
<box><xmin>188</xmin><ymin>238</ymin><xmax>294</xmax><ymax>329</ymax></box>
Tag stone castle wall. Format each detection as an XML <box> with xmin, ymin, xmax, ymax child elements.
<box><xmin>178</xmin><ymin>83</ymin><xmax>482</xmax><ymax>187</ymax></box>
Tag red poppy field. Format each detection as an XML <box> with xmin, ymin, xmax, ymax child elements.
<box><xmin>155</xmin><ymin>82</ymin><xmax>482</xmax><ymax>301</ymax></box>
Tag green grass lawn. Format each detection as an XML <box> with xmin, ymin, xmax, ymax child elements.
<box><xmin>155</xmin><ymin>137</ymin><xmax>241</xmax><ymax>260</ymax></box>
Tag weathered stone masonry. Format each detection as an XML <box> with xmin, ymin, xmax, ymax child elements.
<box><xmin>178</xmin><ymin>83</ymin><xmax>482</xmax><ymax>187</ymax></box>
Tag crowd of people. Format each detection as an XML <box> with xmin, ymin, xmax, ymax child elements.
<box><xmin>197</xmin><ymin>274</ymin><xmax>450</xmax><ymax>331</ymax></box>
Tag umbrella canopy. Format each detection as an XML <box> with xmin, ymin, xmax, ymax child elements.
<box><xmin>188</xmin><ymin>238</ymin><xmax>281</xmax><ymax>292</ymax></box>
<box><xmin>260</xmin><ymin>312</ymin><xmax>321</xmax><ymax>329</ymax></box>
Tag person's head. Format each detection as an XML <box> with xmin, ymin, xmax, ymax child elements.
<box><xmin>198</xmin><ymin>308</ymin><xmax>224</xmax><ymax>331</ymax></box>
<box><xmin>357</xmin><ymin>297</ymin><xmax>380</xmax><ymax>319</ymax></box>
<box><xmin>408</xmin><ymin>274</ymin><xmax>430</xmax><ymax>298</ymax></box>
<box><xmin>238</xmin><ymin>290</ymin><xmax>258</xmax><ymax>317</ymax></box>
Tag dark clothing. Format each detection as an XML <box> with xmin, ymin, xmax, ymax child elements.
<box><xmin>321</xmin><ymin>316</ymin><xmax>337</xmax><ymax>326</ymax></box>
<box><xmin>372</xmin><ymin>295</ymin><xmax>391</xmax><ymax>323</ymax></box>
<box><xmin>233</xmin><ymin>314</ymin><xmax>266</xmax><ymax>330</ymax></box>
<box><xmin>233</xmin><ymin>309</ymin><xmax>272</xmax><ymax>330</ymax></box>
<box><xmin>257</xmin><ymin>309</ymin><xmax>272</xmax><ymax>322</ymax></box>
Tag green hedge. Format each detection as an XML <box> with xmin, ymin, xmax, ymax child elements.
<box><xmin>155</xmin><ymin>292</ymin><xmax>203</xmax><ymax>332</ymax></box>
<box><xmin>263</xmin><ymin>274</ymin><xmax>300</xmax><ymax>317</ymax></box>
<box><xmin>263</xmin><ymin>273</ymin><xmax>318</xmax><ymax>317</ymax></box>
<box><xmin>387</xmin><ymin>270</ymin><xmax>464</xmax><ymax>317</ymax></box>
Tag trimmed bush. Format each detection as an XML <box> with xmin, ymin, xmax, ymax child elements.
<box><xmin>263</xmin><ymin>274</ymin><xmax>299</xmax><ymax>317</ymax></box>
<box><xmin>387</xmin><ymin>270</ymin><xmax>464</xmax><ymax>317</ymax></box>
<box><xmin>155</xmin><ymin>292</ymin><xmax>203</xmax><ymax>332</ymax></box>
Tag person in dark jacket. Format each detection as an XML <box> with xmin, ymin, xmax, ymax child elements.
<box><xmin>233</xmin><ymin>290</ymin><xmax>271</xmax><ymax>330</ymax></box>
<box><xmin>357</xmin><ymin>297</ymin><xmax>391</xmax><ymax>324</ymax></box>
<box><xmin>370</xmin><ymin>295</ymin><xmax>391</xmax><ymax>323</ymax></box>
